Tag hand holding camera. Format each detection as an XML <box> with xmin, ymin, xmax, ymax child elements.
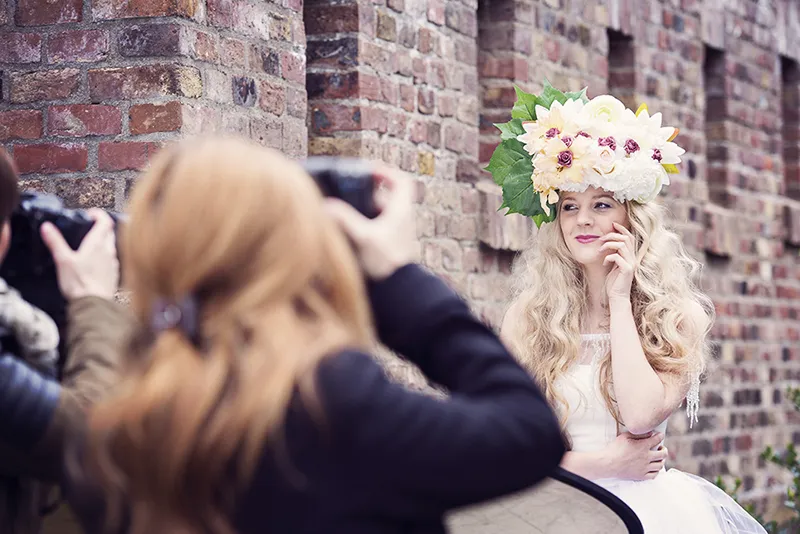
<box><xmin>40</xmin><ymin>209</ymin><xmax>119</xmax><ymax>301</ymax></box>
<box><xmin>321</xmin><ymin>163</ymin><xmax>419</xmax><ymax>281</ymax></box>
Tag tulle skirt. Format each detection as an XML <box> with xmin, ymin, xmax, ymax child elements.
<box><xmin>596</xmin><ymin>469</ymin><xmax>768</xmax><ymax>534</ymax></box>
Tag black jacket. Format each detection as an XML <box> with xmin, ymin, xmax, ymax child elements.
<box><xmin>69</xmin><ymin>264</ymin><xmax>566</xmax><ymax>534</ymax></box>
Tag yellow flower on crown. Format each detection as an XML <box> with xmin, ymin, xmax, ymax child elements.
<box><xmin>529</xmin><ymin>134</ymin><xmax>596</xmax><ymax>215</ymax></box>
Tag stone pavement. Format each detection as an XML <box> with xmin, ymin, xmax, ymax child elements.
<box><xmin>448</xmin><ymin>478</ymin><xmax>630</xmax><ymax>534</ymax></box>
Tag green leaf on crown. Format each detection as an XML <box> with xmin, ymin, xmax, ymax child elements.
<box><xmin>532</xmin><ymin>209</ymin><xmax>557</xmax><ymax>228</ymax></box>
<box><xmin>485</xmin><ymin>138</ymin><xmax>530</xmax><ymax>187</ymax></box>
<box><xmin>495</xmin><ymin>118</ymin><xmax>526</xmax><ymax>140</ymax></box>
<box><xmin>499</xmin><ymin>176</ymin><xmax>558</xmax><ymax>228</ymax></box>
<box><xmin>538</xmin><ymin>79</ymin><xmax>569</xmax><ymax>109</ymax></box>
<box><xmin>564</xmin><ymin>87</ymin><xmax>590</xmax><ymax>103</ymax></box>
<box><xmin>511</xmin><ymin>86</ymin><xmax>540</xmax><ymax>121</ymax></box>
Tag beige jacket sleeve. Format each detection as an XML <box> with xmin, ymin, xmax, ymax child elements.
<box><xmin>0</xmin><ymin>297</ymin><xmax>132</xmax><ymax>482</ymax></box>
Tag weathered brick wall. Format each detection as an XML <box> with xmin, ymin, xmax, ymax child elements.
<box><xmin>0</xmin><ymin>0</ymin><xmax>305</xmax><ymax>209</ymax></box>
<box><xmin>3</xmin><ymin>0</ymin><xmax>800</xmax><ymax>519</ymax></box>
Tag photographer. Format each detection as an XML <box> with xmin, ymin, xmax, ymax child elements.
<box><xmin>0</xmin><ymin>148</ymin><xmax>128</xmax><ymax>534</ymax></box>
<box><xmin>66</xmin><ymin>136</ymin><xmax>566</xmax><ymax>534</ymax></box>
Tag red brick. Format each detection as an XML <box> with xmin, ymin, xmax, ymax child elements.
<box><xmin>250</xmin><ymin>118</ymin><xmax>281</xmax><ymax>150</ymax></box>
<box><xmin>305</xmin><ymin>4</ymin><xmax>358</xmax><ymax>35</ymax></box>
<box><xmin>188</xmin><ymin>30</ymin><xmax>218</xmax><ymax>62</ymax></box>
<box><xmin>387</xmin><ymin>111</ymin><xmax>407</xmax><ymax>138</ymax></box>
<box><xmin>410</xmin><ymin>120</ymin><xmax>427</xmax><ymax>144</ymax></box>
<box><xmin>400</xmin><ymin>84</ymin><xmax>415</xmax><ymax>111</ymax></box>
<box><xmin>307</xmin><ymin>71</ymin><xmax>357</xmax><ymax>100</ymax></box>
<box><xmin>15</xmin><ymin>0</ymin><xmax>81</xmax><ymax>25</ymax></box>
<box><xmin>427</xmin><ymin>0</ymin><xmax>444</xmax><ymax>25</ymax></box>
<box><xmin>207</xmin><ymin>0</ymin><xmax>237</xmax><ymax>29</ymax></box>
<box><xmin>98</xmin><ymin>142</ymin><xmax>160</xmax><ymax>171</ymax></box>
<box><xmin>0</xmin><ymin>110</ymin><xmax>42</xmax><ymax>140</ymax></box>
<box><xmin>129</xmin><ymin>101</ymin><xmax>182</xmax><ymax>135</ymax></box>
<box><xmin>0</xmin><ymin>32</ymin><xmax>41</xmax><ymax>63</ymax></box>
<box><xmin>118</xmin><ymin>24</ymin><xmax>181</xmax><ymax>57</ymax></box>
<box><xmin>48</xmin><ymin>30</ymin><xmax>109</xmax><ymax>63</ymax></box>
<box><xmin>362</xmin><ymin>106</ymin><xmax>388</xmax><ymax>133</ymax></box>
<box><xmin>418</xmin><ymin>87</ymin><xmax>435</xmax><ymax>114</ymax></box>
<box><xmin>93</xmin><ymin>0</ymin><xmax>197</xmax><ymax>20</ymax></box>
<box><xmin>48</xmin><ymin>105</ymin><xmax>121</xmax><ymax>137</ymax></box>
<box><xmin>221</xmin><ymin>37</ymin><xmax>246</xmax><ymax>69</ymax></box>
<box><xmin>282</xmin><ymin>118</ymin><xmax>307</xmax><ymax>159</ymax></box>
<box><xmin>438</xmin><ymin>94</ymin><xmax>456</xmax><ymax>117</ymax></box>
<box><xmin>258</xmin><ymin>80</ymin><xmax>286</xmax><ymax>116</ymax></box>
<box><xmin>89</xmin><ymin>65</ymin><xmax>202</xmax><ymax>100</ymax></box>
<box><xmin>281</xmin><ymin>51</ymin><xmax>305</xmax><ymax>84</ymax></box>
<box><xmin>444</xmin><ymin>124</ymin><xmax>464</xmax><ymax>153</ymax></box>
<box><xmin>427</xmin><ymin>122</ymin><xmax>441</xmax><ymax>148</ymax></box>
<box><xmin>291</xmin><ymin>17</ymin><xmax>304</xmax><ymax>42</ymax></box>
<box><xmin>444</xmin><ymin>2</ymin><xmax>476</xmax><ymax>37</ymax></box>
<box><xmin>286</xmin><ymin>87</ymin><xmax>306</xmax><ymax>118</ymax></box>
<box><xmin>181</xmin><ymin>105</ymin><xmax>222</xmax><ymax>135</ymax></box>
<box><xmin>310</xmin><ymin>104</ymin><xmax>361</xmax><ymax>134</ymax></box>
<box><xmin>14</xmin><ymin>143</ymin><xmax>87</xmax><ymax>174</ymax></box>
<box><xmin>359</xmin><ymin>72</ymin><xmax>383</xmax><ymax>101</ymax></box>
<box><xmin>10</xmin><ymin>69</ymin><xmax>80</xmax><ymax>104</ymax></box>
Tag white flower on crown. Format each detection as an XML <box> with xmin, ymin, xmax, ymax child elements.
<box><xmin>517</xmin><ymin>98</ymin><xmax>588</xmax><ymax>155</ymax></box>
<box><xmin>582</xmin><ymin>95</ymin><xmax>627</xmax><ymax>137</ymax></box>
<box><xmin>619</xmin><ymin>107</ymin><xmax>685</xmax><ymax>164</ymax></box>
<box><xmin>587</xmin><ymin>151</ymin><xmax>670</xmax><ymax>203</ymax></box>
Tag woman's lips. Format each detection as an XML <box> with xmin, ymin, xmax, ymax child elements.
<box><xmin>575</xmin><ymin>235</ymin><xmax>599</xmax><ymax>244</ymax></box>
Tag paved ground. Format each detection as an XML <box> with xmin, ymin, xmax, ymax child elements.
<box><xmin>447</xmin><ymin>478</ymin><xmax>631</xmax><ymax>534</ymax></box>
<box><xmin>44</xmin><ymin>478</ymin><xmax>632</xmax><ymax>534</ymax></box>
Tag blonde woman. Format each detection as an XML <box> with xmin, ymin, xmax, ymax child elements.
<box><xmin>64</xmin><ymin>137</ymin><xmax>565</xmax><ymax>534</ymax></box>
<box><xmin>489</xmin><ymin>85</ymin><xmax>766</xmax><ymax>533</ymax></box>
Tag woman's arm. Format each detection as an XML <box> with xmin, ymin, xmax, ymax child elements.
<box><xmin>608</xmin><ymin>298</ymin><xmax>698</xmax><ymax>434</ymax></box>
<box><xmin>319</xmin><ymin>264</ymin><xmax>566</xmax><ymax>513</ymax></box>
<box><xmin>560</xmin><ymin>432</ymin><xmax>667</xmax><ymax>482</ymax></box>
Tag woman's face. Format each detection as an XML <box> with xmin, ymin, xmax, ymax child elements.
<box><xmin>558</xmin><ymin>187</ymin><xmax>628</xmax><ymax>266</ymax></box>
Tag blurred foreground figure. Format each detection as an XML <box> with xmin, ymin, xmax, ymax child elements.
<box><xmin>65</xmin><ymin>137</ymin><xmax>566</xmax><ymax>534</ymax></box>
<box><xmin>0</xmin><ymin>148</ymin><xmax>125</xmax><ymax>534</ymax></box>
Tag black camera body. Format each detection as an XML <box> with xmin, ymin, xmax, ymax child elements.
<box><xmin>0</xmin><ymin>192</ymin><xmax>123</xmax><ymax>365</ymax></box>
<box><xmin>302</xmin><ymin>157</ymin><xmax>379</xmax><ymax>219</ymax></box>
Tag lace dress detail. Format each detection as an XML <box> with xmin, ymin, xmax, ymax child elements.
<box><xmin>556</xmin><ymin>334</ymin><xmax>767</xmax><ymax>534</ymax></box>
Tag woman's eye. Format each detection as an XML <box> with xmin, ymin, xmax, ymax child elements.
<box><xmin>595</xmin><ymin>202</ymin><xmax>611</xmax><ymax>210</ymax></box>
<box><xmin>562</xmin><ymin>204</ymin><xmax>577</xmax><ymax>211</ymax></box>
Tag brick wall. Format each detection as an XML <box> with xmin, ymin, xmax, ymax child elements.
<box><xmin>3</xmin><ymin>0</ymin><xmax>800</xmax><ymax>517</ymax></box>
<box><xmin>0</xmin><ymin>0</ymin><xmax>305</xmax><ymax>210</ymax></box>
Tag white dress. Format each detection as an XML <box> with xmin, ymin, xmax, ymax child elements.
<box><xmin>557</xmin><ymin>334</ymin><xmax>767</xmax><ymax>534</ymax></box>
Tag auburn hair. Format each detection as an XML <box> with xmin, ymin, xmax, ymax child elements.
<box><xmin>84</xmin><ymin>136</ymin><xmax>374</xmax><ymax>534</ymax></box>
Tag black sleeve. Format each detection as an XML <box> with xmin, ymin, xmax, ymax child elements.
<box><xmin>317</xmin><ymin>264</ymin><xmax>565</xmax><ymax>510</ymax></box>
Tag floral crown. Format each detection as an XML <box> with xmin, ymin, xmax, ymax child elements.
<box><xmin>486</xmin><ymin>81</ymin><xmax>684</xmax><ymax>227</ymax></box>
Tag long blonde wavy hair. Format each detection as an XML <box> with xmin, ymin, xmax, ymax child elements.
<box><xmin>83</xmin><ymin>137</ymin><xmax>374</xmax><ymax>534</ymax></box>
<box><xmin>502</xmin><ymin>199</ymin><xmax>715</xmax><ymax>429</ymax></box>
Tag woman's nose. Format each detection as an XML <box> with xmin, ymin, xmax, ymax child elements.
<box><xmin>576</xmin><ymin>207</ymin><xmax>593</xmax><ymax>227</ymax></box>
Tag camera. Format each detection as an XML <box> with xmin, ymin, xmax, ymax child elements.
<box><xmin>302</xmin><ymin>157</ymin><xmax>378</xmax><ymax>219</ymax></box>
<box><xmin>0</xmin><ymin>192</ymin><xmax>123</xmax><ymax>363</ymax></box>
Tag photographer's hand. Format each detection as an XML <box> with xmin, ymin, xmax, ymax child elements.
<box><xmin>325</xmin><ymin>164</ymin><xmax>419</xmax><ymax>281</ymax></box>
<box><xmin>41</xmin><ymin>209</ymin><xmax>120</xmax><ymax>301</ymax></box>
